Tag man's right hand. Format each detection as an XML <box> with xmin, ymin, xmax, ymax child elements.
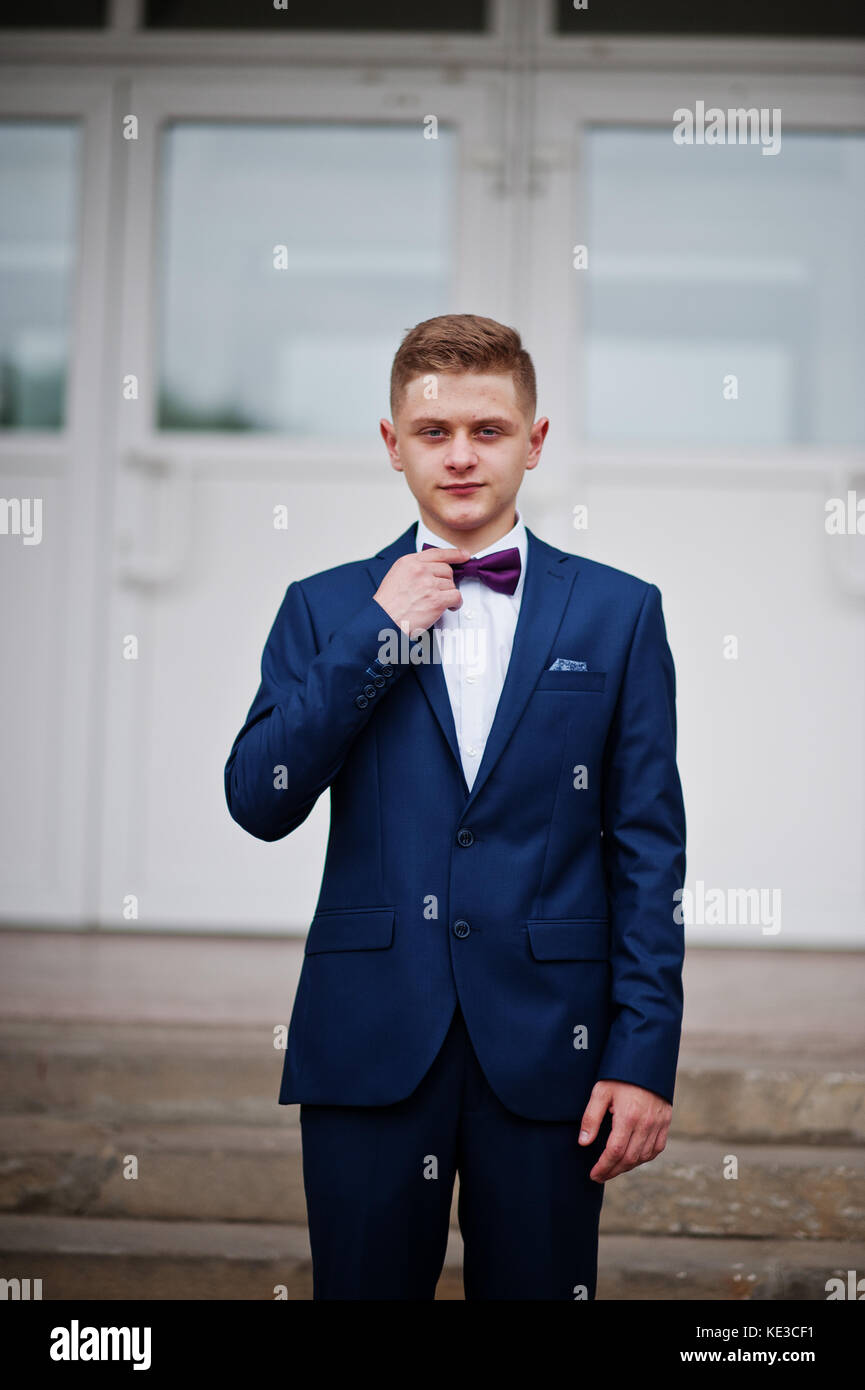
<box><xmin>373</xmin><ymin>546</ymin><xmax>470</xmax><ymax>641</ymax></box>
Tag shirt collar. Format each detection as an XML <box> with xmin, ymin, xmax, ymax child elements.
<box><xmin>415</xmin><ymin>506</ymin><xmax>527</xmax><ymax>600</ymax></box>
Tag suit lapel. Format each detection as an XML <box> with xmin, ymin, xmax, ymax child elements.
<box><xmin>365</xmin><ymin>522</ymin><xmax>467</xmax><ymax>790</ymax></box>
<box><xmin>462</xmin><ymin>529</ymin><xmax>579</xmax><ymax>810</ymax></box>
<box><xmin>365</xmin><ymin>522</ymin><xmax>580</xmax><ymax>805</ymax></box>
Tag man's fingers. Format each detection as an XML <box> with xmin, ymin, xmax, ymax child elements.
<box><xmin>375</xmin><ymin>546</ymin><xmax>471</xmax><ymax>636</ymax></box>
<box><xmin>621</xmin><ymin>1124</ymin><xmax>649</xmax><ymax>1171</ymax></box>
<box><xmin>589</xmin><ymin>1111</ymin><xmax>636</xmax><ymax>1182</ymax></box>
<box><xmin>636</xmin><ymin>1124</ymin><xmax>659</xmax><ymax>1166</ymax></box>
<box><xmin>584</xmin><ymin>1084</ymin><xmax>673</xmax><ymax>1182</ymax></box>
<box><xmin>589</xmin><ymin>1138</ymin><xmax>628</xmax><ymax>1183</ymax></box>
<box><xmin>416</xmin><ymin>546</ymin><xmax>471</xmax><ymax>563</ymax></box>
<box><xmin>421</xmin><ymin>561</ymin><xmax>469</xmax><ymax>586</ymax></box>
<box><xmin>578</xmin><ymin>1087</ymin><xmax>612</xmax><ymax>1145</ymax></box>
<box><xmin>591</xmin><ymin>1116</ymin><xmax>667</xmax><ymax>1182</ymax></box>
<box><xmin>641</xmin><ymin>1121</ymin><xmax>666</xmax><ymax>1165</ymax></box>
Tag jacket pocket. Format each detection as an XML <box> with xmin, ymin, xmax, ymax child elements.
<box><xmin>535</xmin><ymin>670</ymin><xmax>606</xmax><ymax>692</ymax></box>
<box><xmin>304</xmin><ymin>906</ymin><xmax>395</xmax><ymax>954</ymax></box>
<box><xmin>526</xmin><ymin>917</ymin><xmax>610</xmax><ymax>961</ymax></box>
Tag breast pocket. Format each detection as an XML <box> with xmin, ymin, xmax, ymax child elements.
<box><xmin>535</xmin><ymin>670</ymin><xmax>606</xmax><ymax>693</ymax></box>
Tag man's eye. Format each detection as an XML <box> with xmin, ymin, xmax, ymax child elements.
<box><xmin>420</xmin><ymin>427</ymin><xmax>499</xmax><ymax>439</ymax></box>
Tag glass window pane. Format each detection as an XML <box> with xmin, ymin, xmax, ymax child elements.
<box><xmin>0</xmin><ymin>122</ymin><xmax>79</xmax><ymax>430</ymax></box>
<box><xmin>157</xmin><ymin>122</ymin><xmax>456</xmax><ymax>436</ymax></box>
<box><xmin>145</xmin><ymin>0</ymin><xmax>487</xmax><ymax>31</ymax></box>
<box><xmin>0</xmin><ymin>2</ymin><xmax>106</xmax><ymax>25</ymax></box>
<box><xmin>583</xmin><ymin>128</ymin><xmax>865</xmax><ymax>446</ymax></box>
<box><xmin>555</xmin><ymin>0</ymin><xmax>865</xmax><ymax>38</ymax></box>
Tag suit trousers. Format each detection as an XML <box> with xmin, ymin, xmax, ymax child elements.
<box><xmin>299</xmin><ymin>1001</ymin><xmax>612</xmax><ymax>1300</ymax></box>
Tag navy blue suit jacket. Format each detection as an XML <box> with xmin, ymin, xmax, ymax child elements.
<box><xmin>225</xmin><ymin>521</ymin><xmax>686</xmax><ymax>1122</ymax></box>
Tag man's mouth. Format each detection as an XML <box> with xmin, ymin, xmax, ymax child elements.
<box><xmin>442</xmin><ymin>483</ymin><xmax>484</xmax><ymax>492</ymax></box>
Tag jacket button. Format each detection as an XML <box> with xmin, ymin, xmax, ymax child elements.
<box><xmin>355</xmin><ymin>694</ymin><xmax>368</xmax><ymax>709</ymax></box>
<box><xmin>457</xmin><ymin>828</ymin><xmax>474</xmax><ymax>847</ymax></box>
<box><xmin>453</xmin><ymin>920</ymin><xmax>471</xmax><ymax>939</ymax></box>
<box><xmin>362</xmin><ymin>683</ymin><xmax>377</xmax><ymax>699</ymax></box>
<box><xmin>380</xmin><ymin>665</ymin><xmax>394</xmax><ymax>677</ymax></box>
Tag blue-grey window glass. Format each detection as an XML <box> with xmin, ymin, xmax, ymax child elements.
<box><xmin>0</xmin><ymin>123</ymin><xmax>79</xmax><ymax>430</ymax></box>
<box><xmin>144</xmin><ymin>0</ymin><xmax>487</xmax><ymax>30</ymax></box>
<box><xmin>583</xmin><ymin>127</ymin><xmax>865</xmax><ymax>446</ymax></box>
<box><xmin>555</xmin><ymin>0</ymin><xmax>864</xmax><ymax>38</ymax></box>
<box><xmin>0</xmin><ymin>2</ymin><xmax>106</xmax><ymax>24</ymax></box>
<box><xmin>157</xmin><ymin>122</ymin><xmax>456</xmax><ymax>435</ymax></box>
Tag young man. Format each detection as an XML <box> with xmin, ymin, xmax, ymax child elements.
<box><xmin>224</xmin><ymin>314</ymin><xmax>686</xmax><ymax>1301</ymax></box>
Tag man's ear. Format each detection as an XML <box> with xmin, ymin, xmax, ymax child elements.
<box><xmin>526</xmin><ymin>416</ymin><xmax>549</xmax><ymax>468</ymax></box>
<box><xmin>380</xmin><ymin>418</ymin><xmax>403</xmax><ymax>470</ymax></box>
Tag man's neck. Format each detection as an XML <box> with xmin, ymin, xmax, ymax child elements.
<box><xmin>418</xmin><ymin>506</ymin><xmax>519</xmax><ymax>555</ymax></box>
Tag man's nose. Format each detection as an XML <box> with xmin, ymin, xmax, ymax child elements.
<box><xmin>446</xmin><ymin>432</ymin><xmax>478</xmax><ymax>467</ymax></box>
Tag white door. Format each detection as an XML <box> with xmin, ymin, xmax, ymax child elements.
<box><xmin>5</xmin><ymin>47</ymin><xmax>861</xmax><ymax>951</ymax></box>
<box><xmin>99</xmin><ymin>70</ymin><xmax>514</xmax><ymax>932</ymax></box>
<box><xmin>0</xmin><ymin>75</ymin><xmax>115</xmax><ymax>928</ymax></box>
<box><xmin>525</xmin><ymin>68</ymin><xmax>865</xmax><ymax>946</ymax></box>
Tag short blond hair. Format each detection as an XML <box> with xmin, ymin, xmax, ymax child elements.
<box><xmin>390</xmin><ymin>313</ymin><xmax>537</xmax><ymax>421</ymax></box>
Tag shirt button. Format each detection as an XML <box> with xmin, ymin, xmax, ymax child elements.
<box><xmin>453</xmin><ymin>920</ymin><xmax>471</xmax><ymax>939</ymax></box>
<box><xmin>457</xmin><ymin>828</ymin><xmax>474</xmax><ymax>847</ymax></box>
<box><xmin>465</xmin><ymin>745</ymin><xmax>478</xmax><ymax>757</ymax></box>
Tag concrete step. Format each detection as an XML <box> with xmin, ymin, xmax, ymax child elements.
<box><xmin>2</xmin><ymin>1116</ymin><xmax>864</xmax><ymax>1240</ymax></box>
<box><xmin>0</xmin><ymin>1114</ymin><xmax>464</xmax><ymax>1230</ymax></box>
<box><xmin>0</xmin><ymin>1023</ymin><xmax>284</xmax><ymax>1128</ymax></box>
<box><xmin>1</xmin><ymin>1021</ymin><xmax>863</xmax><ymax>1144</ymax></box>
<box><xmin>599</xmin><ymin>1139</ymin><xmax>865</xmax><ymax>1240</ymax></box>
<box><xmin>0</xmin><ymin>1116</ymin><xmax>308</xmax><ymax>1225</ymax></box>
<box><xmin>674</xmin><ymin>1053</ymin><xmax>865</xmax><ymax>1147</ymax></box>
<box><xmin>597</xmin><ymin>1234</ymin><xmax>865</xmax><ymax>1301</ymax></box>
<box><xmin>0</xmin><ymin>1214</ymin><xmax>862</xmax><ymax>1301</ymax></box>
<box><xmin>0</xmin><ymin>1214</ymin><xmax>464</xmax><ymax>1300</ymax></box>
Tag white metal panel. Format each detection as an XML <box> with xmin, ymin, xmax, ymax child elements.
<box><xmin>98</xmin><ymin>69</ymin><xmax>511</xmax><ymax>932</ymax></box>
<box><xmin>526</xmin><ymin>68</ymin><xmax>865</xmax><ymax>946</ymax></box>
<box><xmin>0</xmin><ymin>76</ymin><xmax>116</xmax><ymax>927</ymax></box>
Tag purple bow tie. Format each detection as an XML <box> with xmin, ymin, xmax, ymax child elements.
<box><xmin>422</xmin><ymin>542</ymin><xmax>521</xmax><ymax>596</ymax></box>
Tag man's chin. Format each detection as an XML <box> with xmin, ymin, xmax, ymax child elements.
<box><xmin>436</xmin><ymin>492</ymin><xmax>491</xmax><ymax>520</ymax></box>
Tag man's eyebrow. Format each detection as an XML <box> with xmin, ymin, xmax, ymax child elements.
<box><xmin>410</xmin><ymin>415</ymin><xmax>515</xmax><ymax>429</ymax></box>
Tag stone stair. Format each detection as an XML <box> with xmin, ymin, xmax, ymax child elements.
<box><xmin>1</xmin><ymin>1016</ymin><xmax>863</xmax><ymax>1299</ymax></box>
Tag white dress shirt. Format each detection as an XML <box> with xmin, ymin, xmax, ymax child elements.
<box><xmin>415</xmin><ymin>508</ymin><xmax>527</xmax><ymax>790</ymax></box>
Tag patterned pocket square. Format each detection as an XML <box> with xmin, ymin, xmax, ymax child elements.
<box><xmin>548</xmin><ymin>658</ymin><xmax>588</xmax><ymax>671</ymax></box>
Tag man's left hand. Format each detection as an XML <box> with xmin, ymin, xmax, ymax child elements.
<box><xmin>578</xmin><ymin>1080</ymin><xmax>671</xmax><ymax>1183</ymax></box>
